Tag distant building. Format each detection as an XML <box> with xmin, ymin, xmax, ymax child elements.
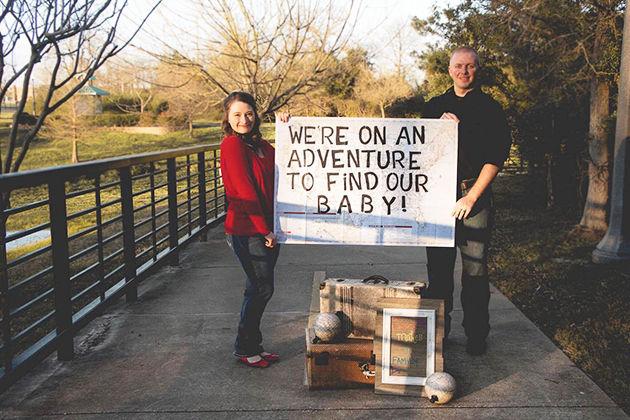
<box><xmin>1</xmin><ymin>98</ymin><xmax>18</xmax><ymax>116</ymax></box>
<box><xmin>75</xmin><ymin>77</ymin><xmax>109</xmax><ymax>116</ymax></box>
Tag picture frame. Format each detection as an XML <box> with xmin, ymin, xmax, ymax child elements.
<box><xmin>374</xmin><ymin>298</ymin><xmax>445</xmax><ymax>396</ymax></box>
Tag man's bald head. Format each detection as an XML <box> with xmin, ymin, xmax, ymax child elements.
<box><xmin>448</xmin><ymin>47</ymin><xmax>480</xmax><ymax>96</ymax></box>
<box><xmin>449</xmin><ymin>47</ymin><xmax>480</xmax><ymax>68</ymax></box>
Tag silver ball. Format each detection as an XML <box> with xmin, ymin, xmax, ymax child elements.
<box><xmin>313</xmin><ymin>313</ymin><xmax>342</xmax><ymax>342</ymax></box>
<box><xmin>425</xmin><ymin>372</ymin><xmax>456</xmax><ymax>404</ymax></box>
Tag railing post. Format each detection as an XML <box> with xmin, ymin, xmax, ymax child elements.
<box><xmin>213</xmin><ymin>150</ymin><xmax>220</xmax><ymax>217</ymax></box>
<box><xmin>198</xmin><ymin>152</ymin><xmax>207</xmax><ymax>241</ymax></box>
<box><xmin>0</xmin><ymin>192</ymin><xmax>12</xmax><ymax>373</ymax></box>
<box><xmin>48</xmin><ymin>180</ymin><xmax>74</xmax><ymax>361</ymax></box>
<box><xmin>167</xmin><ymin>158</ymin><xmax>179</xmax><ymax>266</ymax></box>
<box><xmin>94</xmin><ymin>175</ymin><xmax>106</xmax><ymax>302</ymax></box>
<box><xmin>119</xmin><ymin>168</ymin><xmax>137</xmax><ymax>302</ymax></box>
<box><xmin>149</xmin><ymin>162</ymin><xmax>158</xmax><ymax>261</ymax></box>
<box><xmin>186</xmin><ymin>155</ymin><xmax>192</xmax><ymax>236</ymax></box>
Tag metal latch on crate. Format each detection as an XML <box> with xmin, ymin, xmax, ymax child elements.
<box><xmin>358</xmin><ymin>353</ymin><xmax>376</xmax><ymax>377</ymax></box>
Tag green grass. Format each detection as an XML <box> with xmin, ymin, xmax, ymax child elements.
<box><xmin>4</xmin><ymin>122</ymin><xmax>274</xmax><ymax>172</ymax></box>
<box><xmin>1</xmin><ymin>120</ymin><xmax>267</xmax><ymax>301</ymax></box>
<box><xmin>1</xmin><ymin>122</ymin><xmax>275</xmax><ymax>233</ymax></box>
<box><xmin>490</xmin><ymin>174</ymin><xmax>630</xmax><ymax>413</ymax></box>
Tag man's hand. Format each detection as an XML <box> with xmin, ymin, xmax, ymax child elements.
<box><xmin>264</xmin><ymin>232</ymin><xmax>277</xmax><ymax>248</ymax></box>
<box><xmin>452</xmin><ymin>195</ymin><xmax>477</xmax><ymax>220</ymax></box>
<box><xmin>453</xmin><ymin>164</ymin><xmax>501</xmax><ymax>220</ymax></box>
<box><xmin>440</xmin><ymin>112</ymin><xmax>460</xmax><ymax>122</ymax></box>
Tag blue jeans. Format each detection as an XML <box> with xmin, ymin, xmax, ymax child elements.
<box><xmin>227</xmin><ymin>234</ymin><xmax>280</xmax><ymax>356</ymax></box>
<box><xmin>425</xmin><ymin>189</ymin><xmax>494</xmax><ymax>340</ymax></box>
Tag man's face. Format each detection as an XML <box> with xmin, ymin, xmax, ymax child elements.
<box><xmin>448</xmin><ymin>51</ymin><xmax>478</xmax><ymax>91</ymax></box>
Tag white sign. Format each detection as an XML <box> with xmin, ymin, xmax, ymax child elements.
<box><xmin>274</xmin><ymin>117</ymin><xmax>457</xmax><ymax>246</ymax></box>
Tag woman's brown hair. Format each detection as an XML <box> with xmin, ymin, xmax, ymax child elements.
<box><xmin>221</xmin><ymin>91</ymin><xmax>262</xmax><ymax>139</ymax></box>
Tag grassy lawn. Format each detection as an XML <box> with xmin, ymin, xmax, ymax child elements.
<box><xmin>1</xmin><ymin>122</ymin><xmax>275</xmax><ymax>233</ymax></box>
<box><xmin>490</xmin><ymin>174</ymin><xmax>630</xmax><ymax>413</ymax></box>
<box><xmin>2</xmin><ymin>122</ymin><xmax>275</xmax><ymax>172</ymax></box>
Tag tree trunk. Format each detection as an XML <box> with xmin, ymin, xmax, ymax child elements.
<box><xmin>379</xmin><ymin>103</ymin><xmax>385</xmax><ymax>118</ymax></box>
<box><xmin>579</xmin><ymin>78</ymin><xmax>610</xmax><ymax>231</ymax></box>
<box><xmin>545</xmin><ymin>153</ymin><xmax>555</xmax><ymax>208</ymax></box>
<box><xmin>71</xmin><ymin>139</ymin><xmax>79</xmax><ymax>163</ymax></box>
<box><xmin>545</xmin><ymin>111</ymin><xmax>557</xmax><ymax>208</ymax></box>
<box><xmin>188</xmin><ymin>119</ymin><xmax>193</xmax><ymax>138</ymax></box>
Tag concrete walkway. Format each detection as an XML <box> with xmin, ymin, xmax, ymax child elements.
<box><xmin>1</xmin><ymin>225</ymin><xmax>626</xmax><ymax>419</ymax></box>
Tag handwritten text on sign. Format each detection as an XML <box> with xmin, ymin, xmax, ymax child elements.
<box><xmin>274</xmin><ymin>117</ymin><xmax>457</xmax><ymax>246</ymax></box>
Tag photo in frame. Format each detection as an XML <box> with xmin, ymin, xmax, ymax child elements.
<box><xmin>374</xmin><ymin>298</ymin><xmax>445</xmax><ymax>396</ymax></box>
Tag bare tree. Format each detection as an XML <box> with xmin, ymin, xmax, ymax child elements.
<box><xmin>100</xmin><ymin>58</ymin><xmax>157</xmax><ymax>114</ymax></box>
<box><xmin>0</xmin><ymin>0</ymin><xmax>161</xmax><ymax>175</ymax></box>
<box><xmin>43</xmin><ymin>91</ymin><xmax>88</xmax><ymax>163</ymax></box>
<box><xmin>355</xmin><ymin>71</ymin><xmax>413</xmax><ymax>118</ymax></box>
<box><xmin>153</xmin><ymin>61</ymin><xmax>218</xmax><ymax>137</ymax></box>
<box><xmin>155</xmin><ymin>0</ymin><xmax>359</xmax><ymax>117</ymax></box>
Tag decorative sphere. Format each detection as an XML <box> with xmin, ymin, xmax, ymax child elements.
<box><xmin>313</xmin><ymin>313</ymin><xmax>342</xmax><ymax>342</ymax></box>
<box><xmin>425</xmin><ymin>372</ymin><xmax>456</xmax><ymax>404</ymax></box>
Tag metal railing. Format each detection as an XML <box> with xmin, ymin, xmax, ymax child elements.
<box><xmin>0</xmin><ymin>144</ymin><xmax>226</xmax><ymax>391</ymax></box>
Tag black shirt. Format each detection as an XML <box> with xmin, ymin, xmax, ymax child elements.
<box><xmin>423</xmin><ymin>87</ymin><xmax>512</xmax><ymax>182</ymax></box>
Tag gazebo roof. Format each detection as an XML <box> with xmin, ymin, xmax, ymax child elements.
<box><xmin>77</xmin><ymin>85</ymin><xmax>110</xmax><ymax>96</ymax></box>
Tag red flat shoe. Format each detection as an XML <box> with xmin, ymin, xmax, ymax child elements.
<box><xmin>260</xmin><ymin>351</ymin><xmax>280</xmax><ymax>362</ymax></box>
<box><xmin>237</xmin><ymin>355</ymin><xmax>269</xmax><ymax>368</ymax></box>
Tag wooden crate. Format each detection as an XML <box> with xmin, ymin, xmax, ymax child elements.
<box><xmin>305</xmin><ymin>327</ymin><xmax>375</xmax><ymax>390</ymax></box>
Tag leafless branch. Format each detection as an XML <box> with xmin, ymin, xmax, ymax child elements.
<box><xmin>154</xmin><ymin>0</ymin><xmax>359</xmax><ymax>117</ymax></box>
<box><xmin>0</xmin><ymin>0</ymin><xmax>162</xmax><ymax>174</ymax></box>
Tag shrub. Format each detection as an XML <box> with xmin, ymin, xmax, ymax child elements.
<box><xmin>17</xmin><ymin>112</ymin><xmax>38</xmax><ymax>125</ymax></box>
<box><xmin>205</xmin><ymin>104</ymin><xmax>223</xmax><ymax>121</ymax></box>
<box><xmin>138</xmin><ymin>112</ymin><xmax>158</xmax><ymax>126</ymax></box>
<box><xmin>389</xmin><ymin>93</ymin><xmax>424</xmax><ymax>118</ymax></box>
<box><xmin>102</xmin><ymin>94</ymin><xmax>142</xmax><ymax>113</ymax></box>
<box><xmin>90</xmin><ymin>113</ymin><xmax>140</xmax><ymax>127</ymax></box>
<box><xmin>155</xmin><ymin>112</ymin><xmax>187</xmax><ymax>129</ymax></box>
<box><xmin>151</xmin><ymin>99</ymin><xmax>169</xmax><ymax>115</ymax></box>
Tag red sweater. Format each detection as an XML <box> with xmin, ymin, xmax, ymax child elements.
<box><xmin>220</xmin><ymin>135</ymin><xmax>275</xmax><ymax>236</ymax></box>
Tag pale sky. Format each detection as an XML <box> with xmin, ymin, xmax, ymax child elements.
<box><xmin>119</xmin><ymin>0</ymin><xmax>454</xmax><ymax>82</ymax></box>
<box><xmin>10</xmin><ymin>1</ymin><xmax>457</xmax><ymax>86</ymax></box>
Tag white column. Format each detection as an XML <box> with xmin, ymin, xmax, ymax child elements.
<box><xmin>593</xmin><ymin>3</ymin><xmax>630</xmax><ymax>263</ymax></box>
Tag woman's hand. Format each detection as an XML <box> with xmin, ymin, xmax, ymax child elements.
<box><xmin>264</xmin><ymin>232</ymin><xmax>277</xmax><ymax>248</ymax></box>
<box><xmin>276</xmin><ymin>111</ymin><xmax>291</xmax><ymax>123</ymax></box>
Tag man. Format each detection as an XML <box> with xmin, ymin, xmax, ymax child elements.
<box><xmin>422</xmin><ymin>47</ymin><xmax>512</xmax><ymax>355</ymax></box>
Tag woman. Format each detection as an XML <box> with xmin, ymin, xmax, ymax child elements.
<box><xmin>220</xmin><ymin>91</ymin><xmax>280</xmax><ymax>368</ymax></box>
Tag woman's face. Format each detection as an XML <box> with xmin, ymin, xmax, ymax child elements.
<box><xmin>228</xmin><ymin>100</ymin><xmax>255</xmax><ymax>135</ymax></box>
